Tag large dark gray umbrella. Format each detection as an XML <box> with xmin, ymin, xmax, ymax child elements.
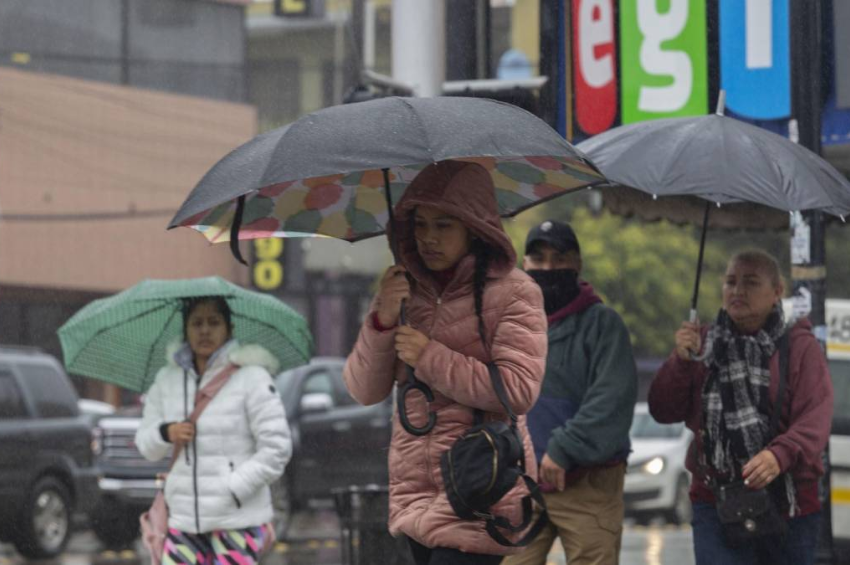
<box><xmin>169</xmin><ymin>96</ymin><xmax>603</xmax><ymax>258</ymax></box>
<box><xmin>578</xmin><ymin>98</ymin><xmax>850</xmax><ymax>322</ymax></box>
<box><xmin>170</xmin><ymin>95</ymin><xmax>606</xmax><ymax>436</ymax></box>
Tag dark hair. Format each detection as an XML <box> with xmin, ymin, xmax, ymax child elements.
<box><xmin>471</xmin><ymin>239</ymin><xmax>493</xmax><ymax>346</ymax></box>
<box><xmin>182</xmin><ymin>296</ymin><xmax>233</xmax><ymax>340</ymax></box>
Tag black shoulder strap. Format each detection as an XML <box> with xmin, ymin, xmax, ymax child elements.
<box><xmin>485</xmin><ymin>476</ymin><xmax>549</xmax><ymax>547</ymax></box>
<box><xmin>473</xmin><ymin>363</ymin><xmax>518</xmax><ymax>428</ymax></box>
<box><xmin>770</xmin><ymin>330</ymin><xmax>791</xmax><ymax>439</ymax></box>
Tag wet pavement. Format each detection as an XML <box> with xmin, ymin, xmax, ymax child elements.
<box><xmin>0</xmin><ymin>510</ymin><xmax>695</xmax><ymax>564</ymax></box>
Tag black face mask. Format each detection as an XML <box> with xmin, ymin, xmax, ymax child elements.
<box><xmin>527</xmin><ymin>269</ymin><xmax>580</xmax><ymax>315</ymax></box>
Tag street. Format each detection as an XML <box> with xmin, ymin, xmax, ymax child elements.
<box><xmin>0</xmin><ymin>510</ymin><xmax>695</xmax><ymax>565</ymax></box>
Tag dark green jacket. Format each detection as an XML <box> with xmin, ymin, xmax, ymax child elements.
<box><xmin>527</xmin><ymin>285</ymin><xmax>638</xmax><ymax>470</ymax></box>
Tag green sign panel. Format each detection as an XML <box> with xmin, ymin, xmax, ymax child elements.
<box><xmin>620</xmin><ymin>0</ymin><xmax>708</xmax><ymax>124</ymax></box>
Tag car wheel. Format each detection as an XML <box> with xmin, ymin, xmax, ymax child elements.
<box><xmin>13</xmin><ymin>476</ymin><xmax>72</xmax><ymax>559</ymax></box>
<box><xmin>666</xmin><ymin>474</ymin><xmax>693</xmax><ymax>526</ymax></box>
<box><xmin>271</xmin><ymin>479</ymin><xmax>293</xmax><ymax>540</ymax></box>
<box><xmin>91</xmin><ymin>499</ymin><xmax>140</xmax><ymax>549</ymax></box>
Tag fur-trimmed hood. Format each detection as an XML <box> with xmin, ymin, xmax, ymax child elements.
<box><xmin>166</xmin><ymin>340</ymin><xmax>280</xmax><ymax>375</ymax></box>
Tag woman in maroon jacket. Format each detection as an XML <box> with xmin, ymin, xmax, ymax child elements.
<box><xmin>649</xmin><ymin>249</ymin><xmax>832</xmax><ymax>565</ymax></box>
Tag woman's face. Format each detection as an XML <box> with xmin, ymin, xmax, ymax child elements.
<box><xmin>186</xmin><ymin>301</ymin><xmax>231</xmax><ymax>359</ymax></box>
<box><xmin>413</xmin><ymin>205</ymin><xmax>471</xmax><ymax>272</ymax></box>
<box><xmin>722</xmin><ymin>259</ymin><xmax>783</xmax><ymax>332</ymax></box>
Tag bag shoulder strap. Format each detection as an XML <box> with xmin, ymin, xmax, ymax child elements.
<box><xmin>167</xmin><ymin>363</ymin><xmax>240</xmax><ymax>469</ymax></box>
<box><xmin>473</xmin><ymin>363</ymin><xmax>518</xmax><ymax>427</ymax></box>
<box><xmin>770</xmin><ymin>330</ymin><xmax>791</xmax><ymax>439</ymax></box>
<box><xmin>485</xmin><ymin>475</ymin><xmax>549</xmax><ymax>547</ymax></box>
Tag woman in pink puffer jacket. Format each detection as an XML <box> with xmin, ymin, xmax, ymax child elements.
<box><xmin>344</xmin><ymin>160</ymin><xmax>548</xmax><ymax>563</ymax></box>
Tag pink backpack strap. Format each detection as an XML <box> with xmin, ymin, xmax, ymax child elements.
<box><xmin>168</xmin><ymin>363</ymin><xmax>240</xmax><ymax>467</ymax></box>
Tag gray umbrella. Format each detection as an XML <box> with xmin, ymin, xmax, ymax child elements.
<box><xmin>578</xmin><ymin>99</ymin><xmax>850</xmax><ymax>321</ymax></box>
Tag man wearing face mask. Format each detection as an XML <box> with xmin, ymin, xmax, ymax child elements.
<box><xmin>503</xmin><ymin>220</ymin><xmax>638</xmax><ymax>565</ymax></box>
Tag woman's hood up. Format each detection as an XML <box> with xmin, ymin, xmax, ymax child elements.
<box><xmin>392</xmin><ymin>160</ymin><xmax>516</xmax><ymax>281</ymax></box>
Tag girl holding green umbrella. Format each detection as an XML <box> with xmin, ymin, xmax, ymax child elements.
<box><xmin>59</xmin><ymin>277</ymin><xmax>311</xmax><ymax>564</ymax></box>
<box><xmin>135</xmin><ymin>296</ymin><xmax>289</xmax><ymax>565</ymax></box>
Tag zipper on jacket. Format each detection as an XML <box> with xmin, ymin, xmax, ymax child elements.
<box><xmin>192</xmin><ymin>437</ymin><xmax>200</xmax><ymax>531</ymax></box>
<box><xmin>192</xmin><ymin>373</ymin><xmax>201</xmax><ymax>533</ymax></box>
<box><xmin>423</xmin><ymin>295</ymin><xmax>444</xmax><ymax>488</ymax></box>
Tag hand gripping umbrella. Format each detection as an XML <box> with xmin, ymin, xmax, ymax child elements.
<box><xmin>577</xmin><ymin>92</ymin><xmax>850</xmax><ymax>328</ymax></box>
<box><xmin>168</xmin><ymin>96</ymin><xmax>607</xmax><ymax>435</ymax></box>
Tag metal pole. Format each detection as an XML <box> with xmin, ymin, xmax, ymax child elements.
<box><xmin>392</xmin><ymin>0</ymin><xmax>446</xmax><ymax>97</ymax></box>
<box><xmin>121</xmin><ymin>0</ymin><xmax>130</xmax><ymax>85</ymax></box>
<box><xmin>538</xmin><ymin>0</ymin><xmax>560</xmax><ymax>130</ymax></box>
<box><xmin>789</xmin><ymin>1</ymin><xmax>833</xmax><ymax>562</ymax></box>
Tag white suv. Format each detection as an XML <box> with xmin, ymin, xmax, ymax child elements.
<box><xmin>624</xmin><ymin>402</ymin><xmax>693</xmax><ymax>525</ymax></box>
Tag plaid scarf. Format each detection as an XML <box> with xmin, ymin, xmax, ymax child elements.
<box><xmin>701</xmin><ymin>303</ymin><xmax>798</xmax><ymax>515</ymax></box>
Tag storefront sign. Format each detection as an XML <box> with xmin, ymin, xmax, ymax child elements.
<box><xmin>619</xmin><ymin>0</ymin><xmax>708</xmax><ymax>123</ymax></box>
<box><xmin>719</xmin><ymin>0</ymin><xmax>790</xmax><ymax>119</ymax></box>
<box><xmin>572</xmin><ymin>0</ymin><xmax>618</xmax><ymax>134</ymax></box>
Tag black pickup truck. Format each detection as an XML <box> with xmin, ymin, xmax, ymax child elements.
<box><xmin>0</xmin><ymin>346</ymin><xmax>99</xmax><ymax>558</ymax></box>
<box><xmin>90</xmin><ymin>356</ymin><xmax>393</xmax><ymax>548</ymax></box>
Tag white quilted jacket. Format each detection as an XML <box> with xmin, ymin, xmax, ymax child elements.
<box><xmin>135</xmin><ymin>340</ymin><xmax>292</xmax><ymax>533</ymax></box>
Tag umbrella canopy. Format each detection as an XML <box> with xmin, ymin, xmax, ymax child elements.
<box><xmin>169</xmin><ymin>96</ymin><xmax>605</xmax><ymax>246</ymax></box>
<box><xmin>578</xmin><ymin>112</ymin><xmax>850</xmax><ymax>223</ymax></box>
<box><xmin>58</xmin><ymin>277</ymin><xmax>312</xmax><ymax>393</ymax></box>
<box><xmin>577</xmin><ymin>106</ymin><xmax>850</xmax><ymax>323</ymax></box>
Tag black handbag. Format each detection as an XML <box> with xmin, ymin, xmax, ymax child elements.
<box><xmin>440</xmin><ymin>364</ymin><xmax>548</xmax><ymax>547</ymax></box>
<box><xmin>710</xmin><ymin>330</ymin><xmax>791</xmax><ymax>546</ymax></box>
<box><xmin>713</xmin><ymin>480</ymin><xmax>788</xmax><ymax>546</ymax></box>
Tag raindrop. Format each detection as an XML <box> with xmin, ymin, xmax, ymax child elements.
<box><xmin>841</xmin><ymin>215</ymin><xmax>846</xmax><ymax>223</ymax></box>
<box><xmin>652</xmin><ymin>194</ymin><xmax>658</xmax><ymax>200</ymax></box>
<box><xmin>716</xmin><ymin>202</ymin><xmax>721</xmax><ymax>208</ymax></box>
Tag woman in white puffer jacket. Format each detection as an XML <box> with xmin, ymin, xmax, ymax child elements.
<box><xmin>135</xmin><ymin>296</ymin><xmax>291</xmax><ymax>564</ymax></box>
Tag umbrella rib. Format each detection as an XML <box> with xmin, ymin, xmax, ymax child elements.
<box><xmin>239</xmin><ymin>315</ymin><xmax>311</xmax><ymax>367</ymax></box>
<box><xmin>65</xmin><ymin>301</ymin><xmax>173</xmax><ymax>368</ymax></box>
<box><xmin>142</xmin><ymin>305</ymin><xmax>182</xmax><ymax>388</ymax></box>
<box><xmin>397</xmin><ymin>98</ymin><xmax>435</xmax><ymax>162</ymax></box>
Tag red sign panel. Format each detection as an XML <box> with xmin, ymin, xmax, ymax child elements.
<box><xmin>572</xmin><ymin>0</ymin><xmax>618</xmax><ymax>135</ymax></box>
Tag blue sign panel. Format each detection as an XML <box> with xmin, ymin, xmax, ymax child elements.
<box><xmin>719</xmin><ymin>0</ymin><xmax>790</xmax><ymax>119</ymax></box>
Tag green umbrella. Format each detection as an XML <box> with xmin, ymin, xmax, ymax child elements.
<box><xmin>58</xmin><ymin>276</ymin><xmax>312</xmax><ymax>392</ymax></box>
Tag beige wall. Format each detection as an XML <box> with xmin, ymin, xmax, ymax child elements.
<box><xmin>0</xmin><ymin>67</ymin><xmax>256</xmax><ymax>292</ymax></box>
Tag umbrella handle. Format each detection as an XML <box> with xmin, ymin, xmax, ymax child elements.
<box><xmin>397</xmin><ymin>375</ymin><xmax>438</xmax><ymax>436</ymax></box>
<box><xmin>383</xmin><ymin>167</ymin><xmax>438</xmax><ymax>436</ymax></box>
<box><xmin>687</xmin><ymin>308</ymin><xmax>710</xmax><ymax>362</ymax></box>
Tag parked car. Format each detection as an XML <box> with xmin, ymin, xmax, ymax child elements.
<box><xmin>273</xmin><ymin>357</ymin><xmax>392</xmax><ymax>535</ymax></box>
<box><xmin>88</xmin><ymin>404</ymin><xmax>167</xmax><ymax>549</ymax></box>
<box><xmin>77</xmin><ymin>398</ymin><xmax>116</xmax><ymax>426</ymax></box>
<box><xmin>89</xmin><ymin>356</ymin><xmax>392</xmax><ymax>547</ymax></box>
<box><xmin>624</xmin><ymin>402</ymin><xmax>693</xmax><ymax>525</ymax></box>
<box><xmin>0</xmin><ymin>346</ymin><xmax>100</xmax><ymax>558</ymax></box>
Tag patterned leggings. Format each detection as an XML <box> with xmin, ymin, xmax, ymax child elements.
<box><xmin>161</xmin><ymin>524</ymin><xmax>272</xmax><ymax>565</ymax></box>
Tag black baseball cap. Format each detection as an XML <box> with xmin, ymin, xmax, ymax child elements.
<box><xmin>525</xmin><ymin>220</ymin><xmax>580</xmax><ymax>255</ymax></box>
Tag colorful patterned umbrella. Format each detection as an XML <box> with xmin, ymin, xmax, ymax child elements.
<box><xmin>168</xmin><ymin>96</ymin><xmax>605</xmax><ymax>260</ymax></box>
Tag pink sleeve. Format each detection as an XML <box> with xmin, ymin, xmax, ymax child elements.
<box><xmin>343</xmin><ymin>309</ymin><xmax>398</xmax><ymax>406</ymax></box>
<box><xmin>414</xmin><ymin>279</ymin><xmax>547</xmax><ymax>415</ymax></box>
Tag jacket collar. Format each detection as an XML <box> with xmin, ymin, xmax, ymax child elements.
<box><xmin>173</xmin><ymin>339</ymin><xmax>238</xmax><ymax>376</ymax></box>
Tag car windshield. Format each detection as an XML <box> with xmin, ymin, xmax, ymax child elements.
<box><xmin>630</xmin><ymin>412</ymin><xmax>685</xmax><ymax>439</ymax></box>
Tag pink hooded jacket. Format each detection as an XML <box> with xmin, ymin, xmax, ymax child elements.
<box><xmin>343</xmin><ymin>161</ymin><xmax>548</xmax><ymax>554</ymax></box>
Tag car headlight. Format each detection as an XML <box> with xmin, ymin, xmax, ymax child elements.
<box><xmin>642</xmin><ymin>456</ymin><xmax>665</xmax><ymax>475</ymax></box>
<box><xmin>91</xmin><ymin>427</ymin><xmax>103</xmax><ymax>456</ymax></box>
